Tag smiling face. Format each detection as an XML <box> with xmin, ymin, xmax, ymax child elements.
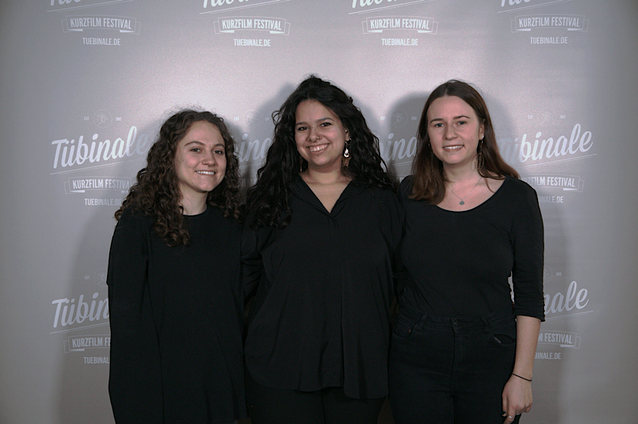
<box><xmin>427</xmin><ymin>95</ymin><xmax>485</xmax><ymax>171</ymax></box>
<box><xmin>294</xmin><ymin>99</ymin><xmax>350</xmax><ymax>173</ymax></box>
<box><xmin>174</xmin><ymin>120</ymin><xmax>227</xmax><ymax>208</ymax></box>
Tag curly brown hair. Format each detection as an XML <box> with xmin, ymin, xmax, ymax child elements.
<box><xmin>115</xmin><ymin>109</ymin><xmax>241</xmax><ymax>246</ymax></box>
<box><xmin>412</xmin><ymin>80</ymin><xmax>519</xmax><ymax>203</ymax></box>
<box><xmin>246</xmin><ymin>75</ymin><xmax>395</xmax><ymax>229</ymax></box>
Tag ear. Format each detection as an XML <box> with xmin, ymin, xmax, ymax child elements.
<box><xmin>345</xmin><ymin>128</ymin><xmax>350</xmax><ymax>141</ymax></box>
<box><xmin>479</xmin><ymin>121</ymin><xmax>485</xmax><ymax>141</ymax></box>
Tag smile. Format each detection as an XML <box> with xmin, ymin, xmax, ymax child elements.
<box><xmin>443</xmin><ymin>145</ymin><xmax>463</xmax><ymax>151</ymax></box>
<box><xmin>196</xmin><ymin>170</ymin><xmax>216</xmax><ymax>175</ymax></box>
<box><xmin>308</xmin><ymin>144</ymin><xmax>328</xmax><ymax>153</ymax></box>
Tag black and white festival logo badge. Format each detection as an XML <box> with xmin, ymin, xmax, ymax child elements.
<box><xmin>353</xmin><ymin>0</ymin><xmax>437</xmax><ymax>47</ymax></box>
<box><xmin>235</xmin><ymin>109</ymin><xmax>273</xmax><ymax>187</ymax></box>
<box><xmin>202</xmin><ymin>0</ymin><xmax>291</xmax><ymax>47</ymax></box>
<box><xmin>498</xmin><ymin>122</ymin><xmax>595</xmax><ymax>169</ymax></box>
<box><xmin>51</xmin><ymin>288</ymin><xmax>111</xmax><ymax>364</ymax></box>
<box><xmin>49</xmin><ymin>0</ymin><xmax>141</xmax><ymax>46</ymax></box>
<box><xmin>497</xmin><ymin>0</ymin><xmax>588</xmax><ymax>45</ymax></box>
<box><xmin>533</xmin><ymin>268</ymin><xmax>592</xmax><ymax>361</ymax></box>
<box><xmin>51</xmin><ymin>109</ymin><xmax>151</xmax><ymax>206</ymax></box>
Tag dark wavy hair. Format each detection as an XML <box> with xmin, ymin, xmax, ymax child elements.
<box><xmin>246</xmin><ymin>75</ymin><xmax>395</xmax><ymax>229</ymax></box>
<box><xmin>115</xmin><ymin>109</ymin><xmax>241</xmax><ymax>246</ymax></box>
<box><xmin>412</xmin><ymin>79</ymin><xmax>519</xmax><ymax>203</ymax></box>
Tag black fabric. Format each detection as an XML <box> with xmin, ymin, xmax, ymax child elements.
<box><xmin>246</xmin><ymin>373</ymin><xmax>384</xmax><ymax>424</ymax></box>
<box><xmin>242</xmin><ymin>176</ymin><xmax>403</xmax><ymax>399</ymax></box>
<box><xmin>398</xmin><ymin>175</ymin><xmax>545</xmax><ymax>320</ymax></box>
<box><xmin>107</xmin><ymin>207</ymin><xmax>246</xmax><ymax>424</ymax></box>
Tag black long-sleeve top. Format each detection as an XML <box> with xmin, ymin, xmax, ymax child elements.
<box><xmin>242</xmin><ymin>176</ymin><xmax>403</xmax><ymax>399</ymax></box>
<box><xmin>399</xmin><ymin>175</ymin><xmax>545</xmax><ymax>320</ymax></box>
<box><xmin>107</xmin><ymin>207</ymin><xmax>246</xmax><ymax>424</ymax></box>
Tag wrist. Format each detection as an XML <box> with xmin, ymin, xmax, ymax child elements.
<box><xmin>512</xmin><ymin>372</ymin><xmax>532</xmax><ymax>382</ymax></box>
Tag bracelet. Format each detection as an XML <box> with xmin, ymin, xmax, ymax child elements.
<box><xmin>512</xmin><ymin>373</ymin><xmax>532</xmax><ymax>382</ymax></box>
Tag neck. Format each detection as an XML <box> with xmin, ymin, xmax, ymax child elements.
<box><xmin>302</xmin><ymin>167</ymin><xmax>348</xmax><ymax>185</ymax></box>
<box><xmin>180</xmin><ymin>194</ymin><xmax>207</xmax><ymax>216</ymax></box>
<box><xmin>444</xmin><ymin>166</ymin><xmax>480</xmax><ymax>185</ymax></box>
<box><xmin>443</xmin><ymin>155</ymin><xmax>481</xmax><ymax>184</ymax></box>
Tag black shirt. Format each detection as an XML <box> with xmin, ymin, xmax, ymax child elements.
<box><xmin>399</xmin><ymin>175</ymin><xmax>545</xmax><ymax>320</ymax></box>
<box><xmin>107</xmin><ymin>207</ymin><xmax>246</xmax><ymax>423</ymax></box>
<box><xmin>243</xmin><ymin>176</ymin><xmax>403</xmax><ymax>399</ymax></box>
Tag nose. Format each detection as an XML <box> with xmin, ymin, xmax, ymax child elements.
<box><xmin>444</xmin><ymin>124</ymin><xmax>456</xmax><ymax>139</ymax></box>
<box><xmin>308</xmin><ymin>126</ymin><xmax>320</xmax><ymax>142</ymax></box>
<box><xmin>202</xmin><ymin>150</ymin><xmax>217</xmax><ymax>165</ymax></box>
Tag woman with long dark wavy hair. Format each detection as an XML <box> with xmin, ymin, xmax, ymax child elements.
<box><xmin>107</xmin><ymin>109</ymin><xmax>246</xmax><ymax>423</ymax></box>
<box><xmin>242</xmin><ymin>76</ymin><xmax>403</xmax><ymax>424</ymax></box>
<box><xmin>388</xmin><ymin>80</ymin><xmax>544</xmax><ymax>424</ymax></box>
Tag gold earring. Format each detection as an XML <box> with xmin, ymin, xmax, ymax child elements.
<box><xmin>342</xmin><ymin>142</ymin><xmax>351</xmax><ymax>167</ymax></box>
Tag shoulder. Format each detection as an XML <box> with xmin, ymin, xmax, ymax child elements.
<box><xmin>500</xmin><ymin>176</ymin><xmax>539</xmax><ymax>202</ymax></box>
<box><xmin>398</xmin><ymin>175</ymin><xmax>415</xmax><ymax>202</ymax></box>
<box><xmin>115</xmin><ymin>207</ymin><xmax>153</xmax><ymax>233</ymax></box>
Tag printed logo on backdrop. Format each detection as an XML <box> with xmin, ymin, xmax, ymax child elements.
<box><xmin>352</xmin><ymin>0</ymin><xmax>437</xmax><ymax>47</ymax></box>
<box><xmin>51</xmin><ymin>110</ymin><xmax>151</xmax><ymax>207</ymax></box>
<box><xmin>521</xmin><ymin>174</ymin><xmax>584</xmax><ymax>204</ymax></box>
<box><xmin>202</xmin><ymin>0</ymin><xmax>290</xmax><ymax>47</ymax></box>
<box><xmin>378</xmin><ymin>109</ymin><xmax>420</xmax><ymax>176</ymax></box>
<box><xmin>535</xmin><ymin>268</ymin><xmax>592</xmax><ymax>360</ymax></box>
<box><xmin>497</xmin><ymin>0</ymin><xmax>588</xmax><ymax>45</ymax></box>
<box><xmin>48</xmin><ymin>0</ymin><xmax>133</xmax><ymax>12</ymax></box>
<box><xmin>497</xmin><ymin>117</ymin><xmax>594</xmax><ymax>203</ymax></box>
<box><xmin>350</xmin><ymin>0</ymin><xmax>432</xmax><ymax>15</ymax></box>
<box><xmin>498</xmin><ymin>123</ymin><xmax>595</xmax><ymax>166</ymax></box>
<box><xmin>49</xmin><ymin>0</ymin><xmax>140</xmax><ymax>46</ymax></box>
<box><xmin>51</xmin><ymin>270</ymin><xmax>111</xmax><ymax>365</ymax></box>
<box><xmin>497</xmin><ymin>0</ymin><xmax>571</xmax><ymax>13</ymax></box>
<box><xmin>233</xmin><ymin>110</ymin><xmax>273</xmax><ymax>187</ymax></box>
<box><xmin>202</xmin><ymin>0</ymin><xmax>289</xmax><ymax>14</ymax></box>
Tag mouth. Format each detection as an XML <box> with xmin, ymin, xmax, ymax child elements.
<box><xmin>196</xmin><ymin>170</ymin><xmax>216</xmax><ymax>175</ymax></box>
<box><xmin>443</xmin><ymin>145</ymin><xmax>463</xmax><ymax>152</ymax></box>
<box><xmin>308</xmin><ymin>144</ymin><xmax>328</xmax><ymax>153</ymax></box>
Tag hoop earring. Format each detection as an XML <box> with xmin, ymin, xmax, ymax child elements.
<box><xmin>429</xmin><ymin>144</ymin><xmax>435</xmax><ymax>172</ymax></box>
<box><xmin>476</xmin><ymin>138</ymin><xmax>484</xmax><ymax>170</ymax></box>
<box><xmin>342</xmin><ymin>141</ymin><xmax>351</xmax><ymax>167</ymax></box>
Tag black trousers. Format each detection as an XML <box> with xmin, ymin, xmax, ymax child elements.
<box><xmin>246</xmin><ymin>373</ymin><xmax>384</xmax><ymax>424</ymax></box>
<box><xmin>389</xmin><ymin>303</ymin><xmax>517</xmax><ymax>424</ymax></box>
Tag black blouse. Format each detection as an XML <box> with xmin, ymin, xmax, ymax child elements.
<box><xmin>399</xmin><ymin>175</ymin><xmax>545</xmax><ymax>320</ymax></box>
<box><xmin>107</xmin><ymin>207</ymin><xmax>246</xmax><ymax>423</ymax></box>
<box><xmin>242</xmin><ymin>176</ymin><xmax>403</xmax><ymax>399</ymax></box>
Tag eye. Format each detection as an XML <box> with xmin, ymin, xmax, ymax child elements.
<box><xmin>296</xmin><ymin>125</ymin><xmax>307</xmax><ymax>132</ymax></box>
<box><xmin>190</xmin><ymin>147</ymin><xmax>202</xmax><ymax>153</ymax></box>
<box><xmin>320</xmin><ymin>121</ymin><xmax>332</xmax><ymax>127</ymax></box>
<box><xmin>214</xmin><ymin>149</ymin><xmax>225</xmax><ymax>155</ymax></box>
<box><xmin>457</xmin><ymin>120</ymin><xmax>467</xmax><ymax>126</ymax></box>
<box><xmin>432</xmin><ymin>122</ymin><xmax>443</xmax><ymax>128</ymax></box>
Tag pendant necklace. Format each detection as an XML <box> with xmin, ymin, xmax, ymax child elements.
<box><xmin>448</xmin><ymin>176</ymin><xmax>482</xmax><ymax>205</ymax></box>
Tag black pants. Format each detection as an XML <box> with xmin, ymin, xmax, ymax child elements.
<box><xmin>389</xmin><ymin>303</ymin><xmax>517</xmax><ymax>424</ymax></box>
<box><xmin>246</xmin><ymin>373</ymin><xmax>384</xmax><ymax>424</ymax></box>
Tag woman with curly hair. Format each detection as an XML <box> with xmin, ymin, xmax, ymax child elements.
<box><xmin>242</xmin><ymin>76</ymin><xmax>403</xmax><ymax>424</ymax></box>
<box><xmin>107</xmin><ymin>109</ymin><xmax>246</xmax><ymax>423</ymax></box>
<box><xmin>388</xmin><ymin>80</ymin><xmax>544</xmax><ymax>424</ymax></box>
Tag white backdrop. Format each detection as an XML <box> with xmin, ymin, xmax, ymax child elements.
<box><xmin>1</xmin><ymin>1</ymin><xmax>637</xmax><ymax>423</ymax></box>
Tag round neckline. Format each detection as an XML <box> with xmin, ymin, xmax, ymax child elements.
<box><xmin>183</xmin><ymin>206</ymin><xmax>209</xmax><ymax>218</ymax></box>
<box><xmin>435</xmin><ymin>177</ymin><xmax>509</xmax><ymax>213</ymax></box>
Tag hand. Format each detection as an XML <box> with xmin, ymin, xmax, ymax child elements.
<box><xmin>501</xmin><ymin>374</ymin><xmax>533</xmax><ymax>423</ymax></box>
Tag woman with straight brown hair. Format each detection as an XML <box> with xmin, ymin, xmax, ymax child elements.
<box><xmin>389</xmin><ymin>80</ymin><xmax>544</xmax><ymax>424</ymax></box>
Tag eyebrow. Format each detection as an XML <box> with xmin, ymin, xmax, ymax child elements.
<box><xmin>429</xmin><ymin>115</ymin><xmax>471</xmax><ymax>123</ymax></box>
<box><xmin>296</xmin><ymin>117</ymin><xmax>334</xmax><ymax>126</ymax></box>
<box><xmin>183</xmin><ymin>140</ymin><xmax>225</xmax><ymax>148</ymax></box>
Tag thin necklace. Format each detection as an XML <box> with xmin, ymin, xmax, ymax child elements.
<box><xmin>448</xmin><ymin>176</ymin><xmax>482</xmax><ymax>205</ymax></box>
